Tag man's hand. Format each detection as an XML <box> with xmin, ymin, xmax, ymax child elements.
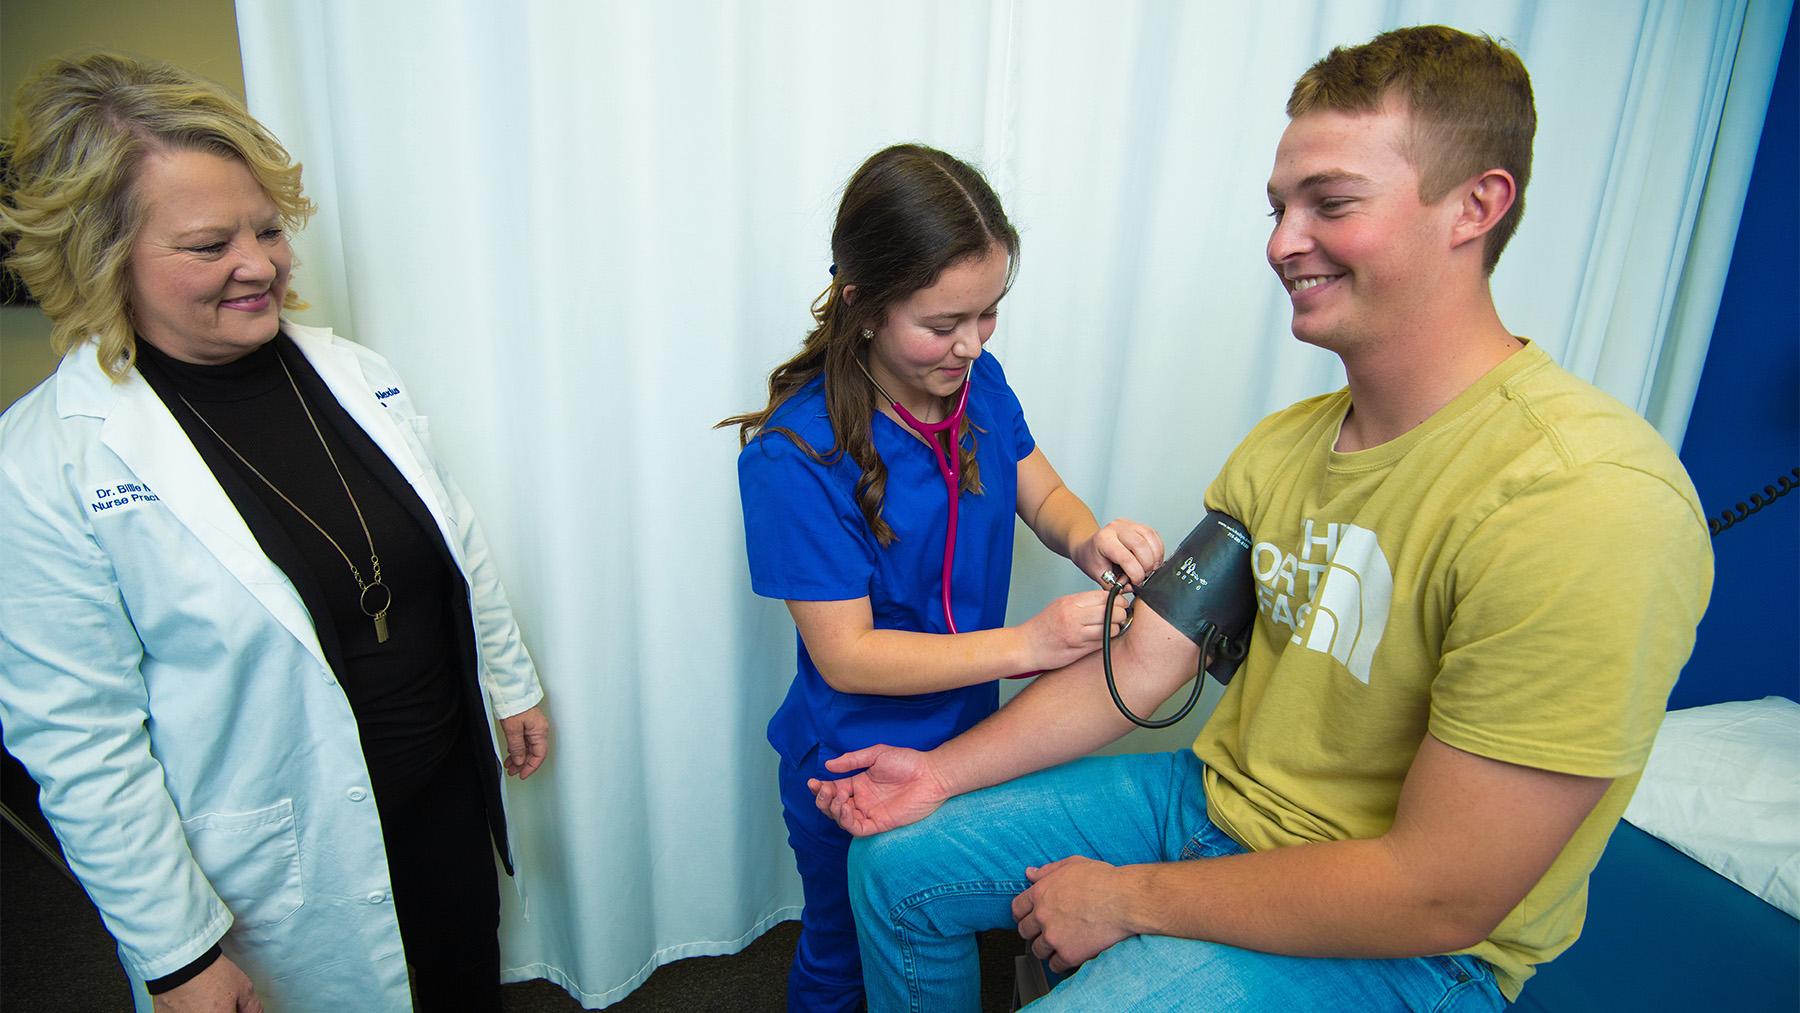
<box><xmin>152</xmin><ymin>956</ymin><xmax>261</xmax><ymax>1012</ymax></box>
<box><xmin>808</xmin><ymin>744</ymin><xmax>951</xmax><ymax>836</ymax></box>
<box><xmin>1012</xmin><ymin>856</ymin><xmax>1136</xmax><ymax>973</ymax></box>
<box><xmin>499</xmin><ymin>705</ymin><xmax>550</xmax><ymax>779</ymax></box>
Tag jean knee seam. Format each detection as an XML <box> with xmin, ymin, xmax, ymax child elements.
<box><xmin>894</xmin><ymin>920</ymin><xmax>921</xmax><ymax>1013</ymax></box>
<box><xmin>888</xmin><ymin>880</ymin><xmax>1023</xmax><ymax>1011</ymax></box>
<box><xmin>888</xmin><ymin>879</ymin><xmax>1023</xmax><ymax>926</ymax></box>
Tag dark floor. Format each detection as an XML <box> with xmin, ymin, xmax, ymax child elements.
<box><xmin>1</xmin><ymin>753</ymin><xmax>1028</xmax><ymax>1011</ymax></box>
<box><xmin>500</xmin><ymin>920</ymin><xmax>1027</xmax><ymax>1011</ymax></box>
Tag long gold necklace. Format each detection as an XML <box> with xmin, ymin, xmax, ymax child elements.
<box><xmin>177</xmin><ymin>356</ymin><xmax>393</xmax><ymax>643</ymax></box>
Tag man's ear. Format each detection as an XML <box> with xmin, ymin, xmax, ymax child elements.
<box><xmin>1449</xmin><ymin>168</ymin><xmax>1517</xmax><ymax>251</ymax></box>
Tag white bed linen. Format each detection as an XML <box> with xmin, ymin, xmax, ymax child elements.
<box><xmin>1623</xmin><ymin>696</ymin><xmax>1800</xmax><ymax>919</ymax></box>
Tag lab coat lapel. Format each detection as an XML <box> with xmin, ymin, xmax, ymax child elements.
<box><xmin>94</xmin><ymin>366</ymin><xmax>330</xmax><ymax>672</ymax></box>
<box><xmin>289</xmin><ymin>328</ymin><xmax>461</xmax><ymax>564</ymax></box>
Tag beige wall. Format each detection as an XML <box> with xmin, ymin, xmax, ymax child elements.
<box><xmin>0</xmin><ymin>0</ymin><xmax>244</xmax><ymax>409</ymax></box>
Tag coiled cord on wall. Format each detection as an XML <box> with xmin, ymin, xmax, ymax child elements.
<box><xmin>1708</xmin><ymin>467</ymin><xmax>1799</xmax><ymax>537</ymax></box>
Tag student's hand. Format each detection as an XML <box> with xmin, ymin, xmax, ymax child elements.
<box><xmin>809</xmin><ymin>745</ymin><xmax>950</xmax><ymax>836</ymax></box>
<box><xmin>499</xmin><ymin>705</ymin><xmax>550</xmax><ymax>779</ymax></box>
<box><xmin>1019</xmin><ymin>590</ymin><xmax>1130</xmax><ymax>671</ymax></box>
<box><xmin>1012</xmin><ymin>855</ymin><xmax>1135</xmax><ymax>973</ymax></box>
<box><xmin>1072</xmin><ymin>519</ymin><xmax>1164</xmax><ymax>589</ymax></box>
<box><xmin>153</xmin><ymin>956</ymin><xmax>262</xmax><ymax>1012</ymax></box>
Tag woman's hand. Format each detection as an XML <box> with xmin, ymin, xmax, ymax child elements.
<box><xmin>152</xmin><ymin>956</ymin><xmax>261</xmax><ymax>1012</ymax></box>
<box><xmin>498</xmin><ymin>705</ymin><xmax>550</xmax><ymax>779</ymax></box>
<box><xmin>1072</xmin><ymin>519</ymin><xmax>1165</xmax><ymax>588</ymax></box>
<box><xmin>1019</xmin><ymin>590</ymin><xmax>1129</xmax><ymax>672</ymax></box>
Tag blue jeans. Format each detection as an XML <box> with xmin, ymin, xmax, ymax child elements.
<box><xmin>846</xmin><ymin>750</ymin><xmax>1506</xmax><ymax>1012</ymax></box>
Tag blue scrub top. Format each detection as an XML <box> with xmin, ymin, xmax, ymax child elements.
<box><xmin>738</xmin><ymin>352</ymin><xmax>1036</xmax><ymax>770</ymax></box>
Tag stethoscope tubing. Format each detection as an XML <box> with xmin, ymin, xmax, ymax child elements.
<box><xmin>855</xmin><ymin>356</ymin><xmax>1036</xmax><ymax>679</ymax></box>
<box><xmin>897</xmin><ymin>381</ymin><xmax>972</xmax><ymax>635</ymax></box>
<box><xmin>854</xmin><ymin>354</ymin><xmax>973</xmax><ymax>635</ymax></box>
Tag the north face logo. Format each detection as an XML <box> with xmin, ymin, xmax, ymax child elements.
<box><xmin>1252</xmin><ymin>519</ymin><xmax>1392</xmax><ymax>684</ymax></box>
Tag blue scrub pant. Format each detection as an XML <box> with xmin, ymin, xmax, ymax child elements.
<box><xmin>779</xmin><ymin>755</ymin><xmax>865</xmax><ymax>1013</ymax></box>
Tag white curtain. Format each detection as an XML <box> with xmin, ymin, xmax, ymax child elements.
<box><xmin>234</xmin><ymin>0</ymin><xmax>1788</xmax><ymax>1005</ymax></box>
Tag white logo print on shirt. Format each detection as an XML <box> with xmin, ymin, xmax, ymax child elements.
<box><xmin>1251</xmin><ymin>519</ymin><xmax>1393</xmax><ymax>684</ymax></box>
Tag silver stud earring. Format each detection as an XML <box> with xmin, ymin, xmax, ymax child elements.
<box><xmin>861</xmin><ymin>329</ymin><xmax>874</xmax><ymax>341</ymax></box>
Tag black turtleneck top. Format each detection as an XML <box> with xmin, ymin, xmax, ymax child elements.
<box><xmin>134</xmin><ymin>336</ymin><xmax>464</xmax><ymax>803</ymax></box>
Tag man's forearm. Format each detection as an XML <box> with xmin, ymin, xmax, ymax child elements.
<box><xmin>1119</xmin><ymin>836</ymin><xmax>1488</xmax><ymax>959</ymax></box>
<box><xmin>932</xmin><ymin>605</ymin><xmax>1203</xmax><ymax>797</ymax></box>
<box><xmin>1108</xmin><ymin>734</ymin><xmax>1612</xmax><ymax>961</ymax></box>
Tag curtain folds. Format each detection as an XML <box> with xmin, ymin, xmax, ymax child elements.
<box><xmin>234</xmin><ymin>1</ymin><xmax>1782</xmax><ymax>1004</ymax></box>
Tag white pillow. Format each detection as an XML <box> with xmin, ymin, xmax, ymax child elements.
<box><xmin>1622</xmin><ymin>696</ymin><xmax>1800</xmax><ymax>919</ymax></box>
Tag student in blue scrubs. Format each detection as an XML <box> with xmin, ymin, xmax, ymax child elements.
<box><xmin>722</xmin><ymin>144</ymin><xmax>1165</xmax><ymax>1012</ymax></box>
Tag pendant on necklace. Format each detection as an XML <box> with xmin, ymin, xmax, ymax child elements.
<box><xmin>361</xmin><ymin>581</ymin><xmax>394</xmax><ymax>645</ymax></box>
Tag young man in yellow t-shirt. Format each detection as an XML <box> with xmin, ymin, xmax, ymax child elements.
<box><xmin>809</xmin><ymin>25</ymin><xmax>1713</xmax><ymax>1010</ymax></box>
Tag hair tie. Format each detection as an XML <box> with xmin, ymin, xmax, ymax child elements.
<box><xmin>828</xmin><ymin>263</ymin><xmax>837</xmax><ymax>276</ymax></box>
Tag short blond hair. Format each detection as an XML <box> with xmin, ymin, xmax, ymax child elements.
<box><xmin>0</xmin><ymin>52</ymin><xmax>314</xmax><ymax>380</ymax></box>
<box><xmin>1289</xmin><ymin>26</ymin><xmax>1535</xmax><ymax>274</ymax></box>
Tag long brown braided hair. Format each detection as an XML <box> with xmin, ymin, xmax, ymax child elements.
<box><xmin>719</xmin><ymin>144</ymin><xmax>1019</xmax><ymax>546</ymax></box>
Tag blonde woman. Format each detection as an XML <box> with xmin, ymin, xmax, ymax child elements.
<box><xmin>0</xmin><ymin>53</ymin><xmax>547</xmax><ymax>1012</ymax></box>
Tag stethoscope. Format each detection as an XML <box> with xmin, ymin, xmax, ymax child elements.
<box><xmin>854</xmin><ymin>354</ymin><xmax>974</xmax><ymax>634</ymax></box>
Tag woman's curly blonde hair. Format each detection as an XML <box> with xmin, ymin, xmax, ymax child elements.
<box><xmin>0</xmin><ymin>52</ymin><xmax>314</xmax><ymax>381</ymax></box>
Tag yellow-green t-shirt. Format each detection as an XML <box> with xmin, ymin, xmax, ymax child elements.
<box><xmin>1195</xmin><ymin>342</ymin><xmax>1713</xmax><ymax>1000</ymax></box>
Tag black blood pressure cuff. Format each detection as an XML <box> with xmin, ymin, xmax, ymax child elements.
<box><xmin>1134</xmin><ymin>511</ymin><xmax>1257</xmax><ymax>684</ymax></box>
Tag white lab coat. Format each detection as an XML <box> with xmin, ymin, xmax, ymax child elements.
<box><xmin>0</xmin><ymin>321</ymin><xmax>543</xmax><ymax>1012</ymax></box>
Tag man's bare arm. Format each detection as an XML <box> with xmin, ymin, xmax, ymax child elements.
<box><xmin>811</xmin><ymin>601</ymin><xmax>1204</xmax><ymax>836</ymax></box>
<box><xmin>932</xmin><ymin>601</ymin><xmax>1202</xmax><ymax>795</ymax></box>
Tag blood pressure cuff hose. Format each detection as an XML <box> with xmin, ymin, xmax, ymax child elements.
<box><xmin>1134</xmin><ymin>510</ymin><xmax>1257</xmax><ymax>685</ymax></box>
